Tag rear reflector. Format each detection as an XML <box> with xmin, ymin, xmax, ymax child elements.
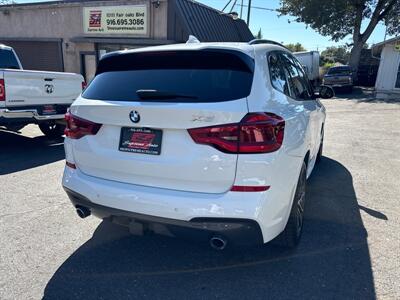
<box><xmin>230</xmin><ymin>185</ymin><xmax>270</xmax><ymax>192</ymax></box>
<box><xmin>82</xmin><ymin>81</ymin><xmax>87</xmax><ymax>91</ymax></box>
<box><xmin>66</xmin><ymin>161</ymin><xmax>76</xmax><ymax>169</ymax></box>
<box><xmin>0</xmin><ymin>79</ymin><xmax>5</xmax><ymax>101</ymax></box>
<box><xmin>65</xmin><ymin>111</ymin><xmax>102</xmax><ymax>139</ymax></box>
<box><xmin>188</xmin><ymin>112</ymin><xmax>285</xmax><ymax>154</ymax></box>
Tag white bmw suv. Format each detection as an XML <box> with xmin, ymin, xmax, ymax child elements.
<box><xmin>62</xmin><ymin>40</ymin><xmax>333</xmax><ymax>250</ymax></box>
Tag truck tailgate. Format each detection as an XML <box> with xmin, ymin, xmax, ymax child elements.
<box><xmin>4</xmin><ymin>69</ymin><xmax>82</xmax><ymax>107</ymax></box>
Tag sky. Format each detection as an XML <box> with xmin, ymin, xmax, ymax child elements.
<box><xmin>13</xmin><ymin>0</ymin><xmax>393</xmax><ymax>51</ymax></box>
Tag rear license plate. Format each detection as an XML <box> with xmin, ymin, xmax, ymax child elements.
<box><xmin>119</xmin><ymin>127</ymin><xmax>162</xmax><ymax>155</ymax></box>
<box><xmin>41</xmin><ymin>105</ymin><xmax>57</xmax><ymax>115</ymax></box>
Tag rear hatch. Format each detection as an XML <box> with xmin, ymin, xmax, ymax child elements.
<box><xmin>4</xmin><ymin>69</ymin><xmax>82</xmax><ymax>107</ymax></box>
<box><xmin>70</xmin><ymin>49</ymin><xmax>254</xmax><ymax>193</ymax></box>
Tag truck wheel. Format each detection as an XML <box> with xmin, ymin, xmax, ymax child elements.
<box><xmin>274</xmin><ymin>162</ymin><xmax>307</xmax><ymax>248</ymax></box>
<box><xmin>38</xmin><ymin>122</ymin><xmax>65</xmax><ymax>139</ymax></box>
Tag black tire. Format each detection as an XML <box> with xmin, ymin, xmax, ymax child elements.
<box><xmin>274</xmin><ymin>162</ymin><xmax>307</xmax><ymax>248</ymax></box>
<box><xmin>38</xmin><ymin>122</ymin><xmax>65</xmax><ymax>139</ymax></box>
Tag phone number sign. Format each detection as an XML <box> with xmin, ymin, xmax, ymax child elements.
<box><xmin>83</xmin><ymin>5</ymin><xmax>148</xmax><ymax>35</ymax></box>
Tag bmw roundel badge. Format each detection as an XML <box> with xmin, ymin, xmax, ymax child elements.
<box><xmin>129</xmin><ymin>111</ymin><xmax>140</xmax><ymax>123</ymax></box>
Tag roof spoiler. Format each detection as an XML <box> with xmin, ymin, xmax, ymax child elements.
<box><xmin>248</xmin><ymin>39</ymin><xmax>289</xmax><ymax>50</ymax></box>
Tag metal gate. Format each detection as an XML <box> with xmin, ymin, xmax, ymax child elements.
<box><xmin>0</xmin><ymin>40</ymin><xmax>63</xmax><ymax>72</ymax></box>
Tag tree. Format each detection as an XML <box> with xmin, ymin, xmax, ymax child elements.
<box><xmin>0</xmin><ymin>0</ymin><xmax>15</xmax><ymax>4</ymax></box>
<box><xmin>254</xmin><ymin>28</ymin><xmax>263</xmax><ymax>39</ymax></box>
<box><xmin>321</xmin><ymin>46</ymin><xmax>350</xmax><ymax>65</ymax></box>
<box><xmin>278</xmin><ymin>0</ymin><xmax>400</xmax><ymax>71</ymax></box>
<box><xmin>285</xmin><ymin>42</ymin><xmax>307</xmax><ymax>52</ymax></box>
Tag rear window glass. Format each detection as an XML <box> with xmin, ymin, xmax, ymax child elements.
<box><xmin>82</xmin><ymin>50</ymin><xmax>254</xmax><ymax>102</ymax></box>
<box><xmin>327</xmin><ymin>67</ymin><xmax>351</xmax><ymax>75</ymax></box>
<box><xmin>0</xmin><ymin>49</ymin><xmax>20</xmax><ymax>69</ymax></box>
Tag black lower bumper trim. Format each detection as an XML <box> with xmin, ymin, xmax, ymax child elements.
<box><xmin>64</xmin><ymin>187</ymin><xmax>264</xmax><ymax>246</ymax></box>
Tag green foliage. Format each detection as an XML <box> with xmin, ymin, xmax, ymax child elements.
<box><xmin>278</xmin><ymin>0</ymin><xmax>399</xmax><ymax>68</ymax></box>
<box><xmin>322</xmin><ymin>62</ymin><xmax>336</xmax><ymax>69</ymax></box>
<box><xmin>254</xmin><ymin>28</ymin><xmax>263</xmax><ymax>39</ymax></box>
<box><xmin>278</xmin><ymin>0</ymin><xmax>400</xmax><ymax>41</ymax></box>
<box><xmin>284</xmin><ymin>43</ymin><xmax>307</xmax><ymax>52</ymax></box>
<box><xmin>0</xmin><ymin>0</ymin><xmax>15</xmax><ymax>4</ymax></box>
<box><xmin>321</xmin><ymin>46</ymin><xmax>350</xmax><ymax>65</ymax></box>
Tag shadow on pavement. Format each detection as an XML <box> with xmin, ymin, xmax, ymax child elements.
<box><xmin>0</xmin><ymin>129</ymin><xmax>64</xmax><ymax>175</ymax></box>
<box><xmin>332</xmin><ymin>86</ymin><xmax>375</xmax><ymax>101</ymax></box>
<box><xmin>332</xmin><ymin>86</ymin><xmax>400</xmax><ymax>104</ymax></box>
<box><xmin>357</xmin><ymin>97</ymin><xmax>400</xmax><ymax>104</ymax></box>
<box><xmin>43</xmin><ymin>157</ymin><xmax>375</xmax><ymax>299</ymax></box>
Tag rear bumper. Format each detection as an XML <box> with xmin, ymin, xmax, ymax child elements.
<box><xmin>62</xmin><ymin>167</ymin><xmax>295</xmax><ymax>244</ymax></box>
<box><xmin>65</xmin><ymin>187</ymin><xmax>263</xmax><ymax>246</ymax></box>
<box><xmin>0</xmin><ymin>108</ymin><xmax>65</xmax><ymax>121</ymax></box>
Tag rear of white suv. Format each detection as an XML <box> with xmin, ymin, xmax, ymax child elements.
<box><xmin>62</xmin><ymin>42</ymin><xmax>326</xmax><ymax>249</ymax></box>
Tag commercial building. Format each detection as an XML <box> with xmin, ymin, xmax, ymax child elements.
<box><xmin>373</xmin><ymin>36</ymin><xmax>400</xmax><ymax>99</ymax></box>
<box><xmin>0</xmin><ymin>0</ymin><xmax>253</xmax><ymax>81</ymax></box>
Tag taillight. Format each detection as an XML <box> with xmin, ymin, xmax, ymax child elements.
<box><xmin>0</xmin><ymin>79</ymin><xmax>5</xmax><ymax>101</ymax></box>
<box><xmin>188</xmin><ymin>112</ymin><xmax>285</xmax><ymax>154</ymax></box>
<box><xmin>81</xmin><ymin>81</ymin><xmax>87</xmax><ymax>91</ymax></box>
<box><xmin>64</xmin><ymin>111</ymin><xmax>102</xmax><ymax>139</ymax></box>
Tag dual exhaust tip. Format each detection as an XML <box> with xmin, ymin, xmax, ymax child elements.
<box><xmin>75</xmin><ymin>205</ymin><xmax>228</xmax><ymax>250</ymax></box>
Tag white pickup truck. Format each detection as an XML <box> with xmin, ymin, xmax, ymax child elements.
<box><xmin>0</xmin><ymin>44</ymin><xmax>84</xmax><ymax>138</ymax></box>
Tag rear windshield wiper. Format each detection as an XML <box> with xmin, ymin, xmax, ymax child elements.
<box><xmin>136</xmin><ymin>89</ymin><xmax>198</xmax><ymax>100</ymax></box>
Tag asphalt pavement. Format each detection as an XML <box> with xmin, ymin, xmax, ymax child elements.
<box><xmin>0</xmin><ymin>94</ymin><xmax>399</xmax><ymax>299</ymax></box>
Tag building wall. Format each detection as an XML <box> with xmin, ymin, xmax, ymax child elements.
<box><xmin>0</xmin><ymin>0</ymin><xmax>168</xmax><ymax>73</ymax></box>
<box><xmin>375</xmin><ymin>43</ymin><xmax>400</xmax><ymax>93</ymax></box>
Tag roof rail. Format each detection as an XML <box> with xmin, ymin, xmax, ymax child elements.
<box><xmin>248</xmin><ymin>39</ymin><xmax>289</xmax><ymax>50</ymax></box>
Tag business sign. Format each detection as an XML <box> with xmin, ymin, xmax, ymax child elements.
<box><xmin>83</xmin><ymin>5</ymin><xmax>148</xmax><ymax>35</ymax></box>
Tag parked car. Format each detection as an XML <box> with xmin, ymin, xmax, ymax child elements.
<box><xmin>322</xmin><ymin>65</ymin><xmax>353</xmax><ymax>92</ymax></box>
<box><xmin>293</xmin><ymin>51</ymin><xmax>320</xmax><ymax>86</ymax></box>
<box><xmin>0</xmin><ymin>44</ymin><xmax>84</xmax><ymax>138</ymax></box>
<box><xmin>62</xmin><ymin>40</ymin><xmax>334</xmax><ymax>250</ymax></box>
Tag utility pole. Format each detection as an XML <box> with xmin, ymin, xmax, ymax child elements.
<box><xmin>247</xmin><ymin>0</ymin><xmax>252</xmax><ymax>25</ymax></box>
<box><xmin>240</xmin><ymin>0</ymin><xmax>244</xmax><ymax>18</ymax></box>
<box><xmin>229</xmin><ymin>0</ymin><xmax>237</xmax><ymax>13</ymax></box>
<box><xmin>222</xmin><ymin>0</ymin><xmax>232</xmax><ymax>12</ymax></box>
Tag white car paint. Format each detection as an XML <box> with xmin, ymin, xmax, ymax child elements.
<box><xmin>62</xmin><ymin>42</ymin><xmax>326</xmax><ymax>244</ymax></box>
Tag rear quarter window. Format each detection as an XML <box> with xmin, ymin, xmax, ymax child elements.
<box><xmin>0</xmin><ymin>49</ymin><xmax>20</xmax><ymax>69</ymax></box>
<box><xmin>82</xmin><ymin>50</ymin><xmax>254</xmax><ymax>103</ymax></box>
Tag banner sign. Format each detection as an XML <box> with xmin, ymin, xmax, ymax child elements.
<box><xmin>83</xmin><ymin>5</ymin><xmax>148</xmax><ymax>35</ymax></box>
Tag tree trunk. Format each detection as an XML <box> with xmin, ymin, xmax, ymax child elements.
<box><xmin>348</xmin><ymin>41</ymin><xmax>364</xmax><ymax>78</ymax></box>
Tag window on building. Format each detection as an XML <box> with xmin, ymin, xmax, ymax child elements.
<box><xmin>396</xmin><ymin>62</ymin><xmax>400</xmax><ymax>89</ymax></box>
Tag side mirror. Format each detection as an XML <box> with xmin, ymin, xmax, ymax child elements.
<box><xmin>316</xmin><ymin>85</ymin><xmax>335</xmax><ymax>99</ymax></box>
